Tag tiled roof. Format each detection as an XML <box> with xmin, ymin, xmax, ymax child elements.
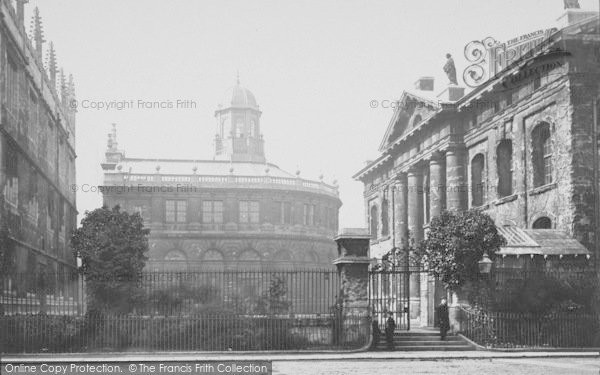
<box><xmin>497</xmin><ymin>226</ymin><xmax>590</xmax><ymax>256</ymax></box>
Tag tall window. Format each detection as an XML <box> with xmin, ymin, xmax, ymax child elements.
<box><xmin>370</xmin><ymin>204</ymin><xmax>378</xmax><ymax>239</ymax></box>
<box><xmin>471</xmin><ymin>154</ymin><xmax>485</xmax><ymax>207</ymax></box>
<box><xmin>381</xmin><ymin>198</ymin><xmax>389</xmax><ymax>237</ymax></box>
<box><xmin>166</xmin><ymin>200</ymin><xmax>187</xmax><ymax>223</ymax></box>
<box><xmin>532</xmin><ymin>122</ymin><xmax>552</xmax><ymax>187</ymax></box>
<box><xmin>279</xmin><ymin>202</ymin><xmax>292</xmax><ymax>224</ymax></box>
<box><xmin>47</xmin><ymin>189</ymin><xmax>56</xmax><ymax>231</ymax></box>
<box><xmin>532</xmin><ymin>216</ymin><xmax>552</xmax><ymax>229</ymax></box>
<box><xmin>497</xmin><ymin>140</ymin><xmax>513</xmax><ymax>197</ymax></box>
<box><xmin>202</xmin><ymin>201</ymin><xmax>223</xmax><ymax>224</ymax></box>
<box><xmin>239</xmin><ymin>201</ymin><xmax>259</xmax><ymax>223</ymax></box>
<box><xmin>303</xmin><ymin>204</ymin><xmax>315</xmax><ymax>226</ymax></box>
<box><xmin>6</xmin><ymin>56</ymin><xmax>18</xmax><ymax>114</ymax></box>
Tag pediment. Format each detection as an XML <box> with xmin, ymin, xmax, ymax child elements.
<box><xmin>378</xmin><ymin>91</ymin><xmax>439</xmax><ymax>152</ymax></box>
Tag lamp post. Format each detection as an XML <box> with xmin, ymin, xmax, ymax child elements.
<box><xmin>75</xmin><ymin>250</ymin><xmax>83</xmax><ymax>314</ymax></box>
<box><xmin>478</xmin><ymin>251</ymin><xmax>493</xmax><ymax>275</ymax></box>
<box><xmin>76</xmin><ymin>250</ymin><xmax>82</xmax><ymax>269</ymax></box>
<box><xmin>477</xmin><ymin>251</ymin><xmax>493</xmax><ymax>308</ymax></box>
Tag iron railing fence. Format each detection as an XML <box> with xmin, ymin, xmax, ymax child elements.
<box><xmin>458</xmin><ymin>306</ymin><xmax>600</xmax><ymax>348</ymax></box>
<box><xmin>138</xmin><ymin>268</ymin><xmax>340</xmax><ymax>316</ymax></box>
<box><xmin>0</xmin><ymin>313</ymin><xmax>369</xmax><ymax>353</ymax></box>
<box><xmin>1</xmin><ymin>268</ymin><xmax>340</xmax><ymax>317</ymax></box>
<box><xmin>0</xmin><ymin>271</ymin><xmax>84</xmax><ymax>316</ymax></box>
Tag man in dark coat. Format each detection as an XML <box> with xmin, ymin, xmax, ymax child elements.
<box><xmin>437</xmin><ymin>298</ymin><xmax>450</xmax><ymax>340</ymax></box>
<box><xmin>371</xmin><ymin>319</ymin><xmax>381</xmax><ymax>349</ymax></box>
<box><xmin>385</xmin><ymin>313</ymin><xmax>396</xmax><ymax>350</ymax></box>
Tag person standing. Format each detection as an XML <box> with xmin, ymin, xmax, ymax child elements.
<box><xmin>385</xmin><ymin>313</ymin><xmax>396</xmax><ymax>350</ymax></box>
<box><xmin>371</xmin><ymin>319</ymin><xmax>381</xmax><ymax>349</ymax></box>
<box><xmin>437</xmin><ymin>298</ymin><xmax>450</xmax><ymax>340</ymax></box>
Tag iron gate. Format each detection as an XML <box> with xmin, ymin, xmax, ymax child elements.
<box><xmin>369</xmin><ymin>268</ymin><xmax>419</xmax><ymax>330</ymax></box>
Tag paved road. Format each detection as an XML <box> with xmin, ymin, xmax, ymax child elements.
<box><xmin>273</xmin><ymin>358</ymin><xmax>600</xmax><ymax>375</ymax></box>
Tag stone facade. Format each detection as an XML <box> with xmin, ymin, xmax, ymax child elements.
<box><xmin>355</xmin><ymin>10</ymin><xmax>600</xmax><ymax>326</ymax></box>
<box><xmin>0</xmin><ymin>2</ymin><xmax>78</xmax><ymax>286</ymax></box>
<box><xmin>101</xmin><ymin>82</ymin><xmax>341</xmax><ymax>270</ymax></box>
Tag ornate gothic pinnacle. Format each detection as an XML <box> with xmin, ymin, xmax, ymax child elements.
<box><xmin>46</xmin><ymin>42</ymin><xmax>58</xmax><ymax>85</ymax></box>
<box><xmin>29</xmin><ymin>7</ymin><xmax>45</xmax><ymax>58</ymax></box>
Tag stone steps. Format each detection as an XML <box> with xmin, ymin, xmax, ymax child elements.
<box><xmin>371</xmin><ymin>329</ymin><xmax>474</xmax><ymax>351</ymax></box>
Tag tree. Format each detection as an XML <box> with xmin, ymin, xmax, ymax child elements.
<box><xmin>415</xmin><ymin>209</ymin><xmax>506</xmax><ymax>291</ymax></box>
<box><xmin>71</xmin><ymin>205</ymin><xmax>149</xmax><ymax>314</ymax></box>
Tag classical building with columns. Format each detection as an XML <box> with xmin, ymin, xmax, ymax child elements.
<box><xmin>101</xmin><ymin>79</ymin><xmax>341</xmax><ymax>271</ymax></box>
<box><xmin>355</xmin><ymin>8</ymin><xmax>599</xmax><ymax>327</ymax></box>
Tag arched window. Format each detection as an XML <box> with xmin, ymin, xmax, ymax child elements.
<box><xmin>471</xmin><ymin>154</ymin><xmax>485</xmax><ymax>207</ymax></box>
<box><xmin>370</xmin><ymin>205</ymin><xmax>379</xmax><ymax>239</ymax></box>
<box><xmin>412</xmin><ymin>114</ymin><xmax>422</xmax><ymax>128</ymax></box>
<box><xmin>497</xmin><ymin>140</ymin><xmax>513</xmax><ymax>197</ymax></box>
<box><xmin>532</xmin><ymin>216</ymin><xmax>552</xmax><ymax>229</ymax></box>
<box><xmin>381</xmin><ymin>198</ymin><xmax>389</xmax><ymax>237</ymax></box>
<box><xmin>532</xmin><ymin>122</ymin><xmax>552</xmax><ymax>187</ymax></box>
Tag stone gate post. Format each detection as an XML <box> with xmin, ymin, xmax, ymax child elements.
<box><xmin>333</xmin><ymin>228</ymin><xmax>371</xmax><ymax>345</ymax></box>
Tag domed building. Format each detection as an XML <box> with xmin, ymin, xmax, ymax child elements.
<box><xmin>100</xmin><ymin>79</ymin><xmax>341</xmax><ymax>270</ymax></box>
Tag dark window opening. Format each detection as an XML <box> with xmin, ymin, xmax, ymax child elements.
<box><xmin>497</xmin><ymin>140</ymin><xmax>513</xmax><ymax>197</ymax></box>
<box><xmin>532</xmin><ymin>122</ymin><xmax>552</xmax><ymax>187</ymax></box>
<box><xmin>471</xmin><ymin>154</ymin><xmax>485</xmax><ymax>207</ymax></box>
<box><xmin>532</xmin><ymin>217</ymin><xmax>552</xmax><ymax>229</ymax></box>
<box><xmin>370</xmin><ymin>205</ymin><xmax>378</xmax><ymax>239</ymax></box>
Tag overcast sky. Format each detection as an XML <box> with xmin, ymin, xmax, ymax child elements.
<box><xmin>25</xmin><ymin>0</ymin><xmax>600</xmax><ymax>229</ymax></box>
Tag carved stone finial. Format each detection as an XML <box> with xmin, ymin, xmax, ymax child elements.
<box><xmin>59</xmin><ymin>68</ymin><xmax>67</xmax><ymax>103</ymax></box>
<box><xmin>46</xmin><ymin>42</ymin><xmax>58</xmax><ymax>85</ymax></box>
<box><xmin>29</xmin><ymin>7</ymin><xmax>45</xmax><ymax>58</ymax></box>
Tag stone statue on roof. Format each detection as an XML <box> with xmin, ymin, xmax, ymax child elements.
<box><xmin>564</xmin><ymin>0</ymin><xmax>580</xmax><ymax>9</ymax></box>
<box><xmin>443</xmin><ymin>53</ymin><xmax>458</xmax><ymax>85</ymax></box>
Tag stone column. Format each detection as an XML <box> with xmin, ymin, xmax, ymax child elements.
<box><xmin>426</xmin><ymin>153</ymin><xmax>447</xmax><ymax>327</ymax></box>
<box><xmin>445</xmin><ymin>146</ymin><xmax>467</xmax><ymax>211</ymax></box>
<box><xmin>407</xmin><ymin>167</ymin><xmax>424</xmax><ymax>242</ymax></box>
<box><xmin>406</xmin><ymin>167</ymin><xmax>423</xmax><ymax>320</ymax></box>
<box><xmin>429</xmin><ymin>152</ymin><xmax>446</xmax><ymax>218</ymax></box>
<box><xmin>395</xmin><ymin>174</ymin><xmax>409</xmax><ymax>253</ymax></box>
<box><xmin>333</xmin><ymin>229</ymin><xmax>371</xmax><ymax>346</ymax></box>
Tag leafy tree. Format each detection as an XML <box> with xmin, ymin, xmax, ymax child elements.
<box><xmin>415</xmin><ymin>209</ymin><xmax>506</xmax><ymax>291</ymax></box>
<box><xmin>71</xmin><ymin>205</ymin><xmax>149</xmax><ymax>314</ymax></box>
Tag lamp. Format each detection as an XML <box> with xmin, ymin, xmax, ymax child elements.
<box><xmin>76</xmin><ymin>250</ymin><xmax>82</xmax><ymax>269</ymax></box>
<box><xmin>478</xmin><ymin>251</ymin><xmax>493</xmax><ymax>274</ymax></box>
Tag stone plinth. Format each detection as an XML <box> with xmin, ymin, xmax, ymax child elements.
<box><xmin>333</xmin><ymin>229</ymin><xmax>371</xmax><ymax>315</ymax></box>
<box><xmin>333</xmin><ymin>229</ymin><xmax>371</xmax><ymax>346</ymax></box>
<box><xmin>437</xmin><ymin>85</ymin><xmax>465</xmax><ymax>102</ymax></box>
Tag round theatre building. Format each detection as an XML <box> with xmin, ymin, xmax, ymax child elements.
<box><xmin>100</xmin><ymin>80</ymin><xmax>341</xmax><ymax>270</ymax></box>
